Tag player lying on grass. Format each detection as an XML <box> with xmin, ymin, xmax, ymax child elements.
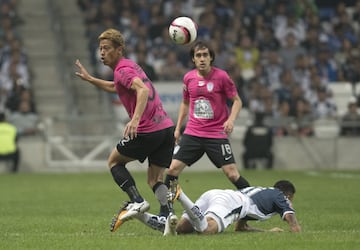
<box><xmin>116</xmin><ymin>180</ymin><xmax>301</xmax><ymax>235</ymax></box>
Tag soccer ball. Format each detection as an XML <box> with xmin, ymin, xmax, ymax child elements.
<box><xmin>169</xmin><ymin>16</ymin><xmax>197</xmax><ymax>45</ymax></box>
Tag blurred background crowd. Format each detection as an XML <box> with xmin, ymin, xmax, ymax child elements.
<box><xmin>76</xmin><ymin>0</ymin><xmax>360</xmax><ymax>137</ymax></box>
<box><xmin>0</xmin><ymin>0</ymin><xmax>39</xmax><ymax>137</ymax></box>
<box><xmin>1</xmin><ymin>0</ymin><xmax>360</xmax><ymax>140</ymax></box>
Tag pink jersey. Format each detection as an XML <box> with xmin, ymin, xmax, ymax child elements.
<box><xmin>182</xmin><ymin>67</ymin><xmax>238</xmax><ymax>138</ymax></box>
<box><xmin>113</xmin><ymin>58</ymin><xmax>174</xmax><ymax>133</ymax></box>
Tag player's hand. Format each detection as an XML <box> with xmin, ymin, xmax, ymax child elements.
<box><xmin>223</xmin><ymin>120</ymin><xmax>234</xmax><ymax>135</ymax></box>
<box><xmin>75</xmin><ymin>59</ymin><xmax>92</xmax><ymax>82</ymax></box>
<box><xmin>269</xmin><ymin>227</ymin><xmax>284</xmax><ymax>232</ymax></box>
<box><xmin>124</xmin><ymin>120</ymin><xmax>138</xmax><ymax>140</ymax></box>
<box><xmin>174</xmin><ymin>129</ymin><xmax>181</xmax><ymax>144</ymax></box>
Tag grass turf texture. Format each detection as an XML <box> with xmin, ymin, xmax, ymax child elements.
<box><xmin>0</xmin><ymin>170</ymin><xmax>359</xmax><ymax>250</ymax></box>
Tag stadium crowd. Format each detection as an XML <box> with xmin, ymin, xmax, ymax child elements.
<box><xmin>0</xmin><ymin>0</ymin><xmax>40</xmax><ymax>172</ymax></box>
<box><xmin>0</xmin><ymin>0</ymin><xmax>39</xmax><ymax>136</ymax></box>
<box><xmin>77</xmin><ymin>0</ymin><xmax>360</xmax><ymax>137</ymax></box>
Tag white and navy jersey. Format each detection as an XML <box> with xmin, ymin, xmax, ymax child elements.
<box><xmin>182</xmin><ymin>189</ymin><xmax>251</xmax><ymax>233</ymax></box>
<box><xmin>240</xmin><ymin>187</ymin><xmax>295</xmax><ymax>221</ymax></box>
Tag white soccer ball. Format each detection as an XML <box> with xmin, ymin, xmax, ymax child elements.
<box><xmin>169</xmin><ymin>16</ymin><xmax>197</xmax><ymax>45</ymax></box>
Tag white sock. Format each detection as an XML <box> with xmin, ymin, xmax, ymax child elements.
<box><xmin>134</xmin><ymin>212</ymin><xmax>166</xmax><ymax>232</ymax></box>
<box><xmin>178</xmin><ymin>192</ymin><xmax>208</xmax><ymax>232</ymax></box>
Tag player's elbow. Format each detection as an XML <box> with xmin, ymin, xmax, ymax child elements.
<box><xmin>291</xmin><ymin>224</ymin><xmax>302</xmax><ymax>233</ymax></box>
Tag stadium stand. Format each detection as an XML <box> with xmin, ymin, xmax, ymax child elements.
<box><xmin>5</xmin><ymin>0</ymin><xmax>360</xmax><ymax>172</ymax></box>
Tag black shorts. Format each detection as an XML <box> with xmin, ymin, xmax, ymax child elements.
<box><xmin>173</xmin><ymin>134</ymin><xmax>236</xmax><ymax>168</ymax></box>
<box><xmin>116</xmin><ymin>126</ymin><xmax>175</xmax><ymax>168</ymax></box>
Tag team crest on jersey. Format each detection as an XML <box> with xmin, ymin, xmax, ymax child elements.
<box><xmin>206</xmin><ymin>82</ymin><xmax>214</xmax><ymax>92</ymax></box>
<box><xmin>198</xmin><ymin>81</ymin><xmax>205</xmax><ymax>86</ymax></box>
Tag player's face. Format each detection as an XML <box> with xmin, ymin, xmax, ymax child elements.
<box><xmin>99</xmin><ymin>39</ymin><xmax>122</xmax><ymax>69</ymax></box>
<box><xmin>192</xmin><ymin>48</ymin><xmax>212</xmax><ymax>75</ymax></box>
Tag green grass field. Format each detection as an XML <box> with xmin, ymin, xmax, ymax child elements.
<box><xmin>1</xmin><ymin>169</ymin><xmax>359</xmax><ymax>250</ymax></box>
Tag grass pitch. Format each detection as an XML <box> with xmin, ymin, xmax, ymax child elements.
<box><xmin>0</xmin><ymin>169</ymin><xmax>359</xmax><ymax>250</ymax></box>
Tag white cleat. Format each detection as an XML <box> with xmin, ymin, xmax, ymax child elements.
<box><xmin>163</xmin><ymin>213</ymin><xmax>178</xmax><ymax>236</ymax></box>
<box><xmin>119</xmin><ymin>200</ymin><xmax>150</xmax><ymax>221</ymax></box>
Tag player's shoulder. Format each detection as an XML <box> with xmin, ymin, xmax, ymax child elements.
<box><xmin>183</xmin><ymin>68</ymin><xmax>197</xmax><ymax>81</ymax></box>
<box><xmin>211</xmin><ymin>66</ymin><xmax>228</xmax><ymax>76</ymax></box>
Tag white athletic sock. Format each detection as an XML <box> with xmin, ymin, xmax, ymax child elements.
<box><xmin>134</xmin><ymin>212</ymin><xmax>166</xmax><ymax>232</ymax></box>
<box><xmin>178</xmin><ymin>192</ymin><xmax>208</xmax><ymax>232</ymax></box>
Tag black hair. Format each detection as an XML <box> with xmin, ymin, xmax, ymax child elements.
<box><xmin>274</xmin><ymin>180</ymin><xmax>296</xmax><ymax>196</ymax></box>
<box><xmin>189</xmin><ymin>41</ymin><xmax>215</xmax><ymax>64</ymax></box>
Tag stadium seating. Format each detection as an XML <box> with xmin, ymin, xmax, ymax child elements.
<box><xmin>232</xmin><ymin>108</ymin><xmax>252</xmax><ymax>140</ymax></box>
<box><xmin>313</xmin><ymin>118</ymin><xmax>340</xmax><ymax>138</ymax></box>
<box><xmin>328</xmin><ymin>82</ymin><xmax>354</xmax><ymax>116</ymax></box>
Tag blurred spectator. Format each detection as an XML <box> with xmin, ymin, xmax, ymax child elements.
<box><xmin>158</xmin><ymin>50</ymin><xmax>187</xmax><ymax>81</ymax></box>
<box><xmin>0</xmin><ymin>112</ymin><xmax>19</xmax><ymax>173</ymax></box>
<box><xmin>340</xmin><ymin>96</ymin><xmax>360</xmax><ymax>135</ymax></box>
<box><xmin>278</xmin><ymin>32</ymin><xmax>307</xmax><ymax>69</ymax></box>
<box><xmin>312</xmin><ymin>86</ymin><xmax>338</xmax><ymax>119</ymax></box>
<box><xmin>9</xmin><ymin>99</ymin><xmax>40</xmax><ymax>136</ymax></box>
<box><xmin>292</xmin><ymin>54</ymin><xmax>312</xmax><ymax>91</ymax></box>
<box><xmin>262</xmin><ymin>50</ymin><xmax>284</xmax><ymax>91</ymax></box>
<box><xmin>274</xmin><ymin>69</ymin><xmax>296</xmax><ymax>104</ymax></box>
<box><xmin>235</xmin><ymin>35</ymin><xmax>260</xmax><ymax>82</ymax></box>
<box><xmin>272</xmin><ymin>100</ymin><xmax>296</xmax><ymax>136</ymax></box>
<box><xmin>275</xmin><ymin>14</ymin><xmax>306</xmax><ymax>47</ymax></box>
<box><xmin>292</xmin><ymin>98</ymin><xmax>314</xmax><ymax>136</ymax></box>
<box><xmin>136</xmin><ymin>50</ymin><xmax>158</xmax><ymax>82</ymax></box>
<box><xmin>0</xmin><ymin>49</ymin><xmax>30</xmax><ymax>91</ymax></box>
<box><xmin>338</xmin><ymin>53</ymin><xmax>360</xmax><ymax>84</ymax></box>
<box><xmin>315</xmin><ymin>47</ymin><xmax>338</xmax><ymax>83</ymax></box>
<box><xmin>256</xmin><ymin>26</ymin><xmax>280</xmax><ymax>54</ymax></box>
<box><xmin>242</xmin><ymin>112</ymin><xmax>273</xmax><ymax>169</ymax></box>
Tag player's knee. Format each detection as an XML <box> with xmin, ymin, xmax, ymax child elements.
<box><xmin>223</xmin><ymin>165</ymin><xmax>240</xmax><ymax>182</ymax></box>
<box><xmin>167</xmin><ymin>160</ymin><xmax>186</xmax><ymax>176</ymax></box>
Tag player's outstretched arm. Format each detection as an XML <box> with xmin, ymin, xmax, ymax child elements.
<box><xmin>234</xmin><ymin>220</ymin><xmax>267</xmax><ymax>232</ymax></box>
<box><xmin>75</xmin><ymin>59</ymin><xmax>116</xmax><ymax>93</ymax></box>
<box><xmin>235</xmin><ymin>220</ymin><xmax>284</xmax><ymax>233</ymax></box>
<box><xmin>284</xmin><ymin>213</ymin><xmax>301</xmax><ymax>232</ymax></box>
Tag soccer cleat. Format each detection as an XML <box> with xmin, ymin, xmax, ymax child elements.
<box><xmin>167</xmin><ymin>181</ymin><xmax>182</xmax><ymax>203</ymax></box>
<box><xmin>119</xmin><ymin>200</ymin><xmax>150</xmax><ymax>221</ymax></box>
<box><xmin>163</xmin><ymin>213</ymin><xmax>178</xmax><ymax>236</ymax></box>
<box><xmin>110</xmin><ymin>201</ymin><xmax>131</xmax><ymax>232</ymax></box>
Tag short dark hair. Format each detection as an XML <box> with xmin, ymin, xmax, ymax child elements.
<box><xmin>274</xmin><ymin>180</ymin><xmax>296</xmax><ymax>196</ymax></box>
<box><xmin>189</xmin><ymin>41</ymin><xmax>215</xmax><ymax>64</ymax></box>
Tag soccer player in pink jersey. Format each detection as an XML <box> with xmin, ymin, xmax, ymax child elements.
<box><xmin>164</xmin><ymin>41</ymin><xmax>250</xmax><ymax>235</ymax></box>
<box><xmin>74</xmin><ymin>28</ymin><xmax>175</xmax><ymax>232</ymax></box>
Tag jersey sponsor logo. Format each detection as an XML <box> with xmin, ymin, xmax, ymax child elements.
<box><xmin>225</xmin><ymin>155</ymin><xmax>232</xmax><ymax>161</ymax></box>
<box><xmin>206</xmin><ymin>82</ymin><xmax>214</xmax><ymax>92</ymax></box>
<box><xmin>194</xmin><ymin>99</ymin><xmax>214</xmax><ymax>119</ymax></box>
<box><xmin>198</xmin><ymin>81</ymin><xmax>205</xmax><ymax>86</ymax></box>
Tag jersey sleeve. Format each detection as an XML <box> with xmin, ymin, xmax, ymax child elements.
<box><xmin>182</xmin><ymin>72</ymin><xmax>190</xmax><ymax>101</ymax></box>
<box><xmin>273</xmin><ymin>193</ymin><xmax>295</xmax><ymax>220</ymax></box>
<box><xmin>114</xmin><ymin>66</ymin><xmax>138</xmax><ymax>89</ymax></box>
<box><xmin>222</xmin><ymin>71</ymin><xmax>238</xmax><ymax>99</ymax></box>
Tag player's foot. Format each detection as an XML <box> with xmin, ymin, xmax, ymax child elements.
<box><xmin>167</xmin><ymin>181</ymin><xmax>181</xmax><ymax>202</ymax></box>
<box><xmin>119</xmin><ymin>200</ymin><xmax>150</xmax><ymax>221</ymax></box>
<box><xmin>163</xmin><ymin>213</ymin><xmax>178</xmax><ymax>236</ymax></box>
<box><xmin>110</xmin><ymin>201</ymin><xmax>131</xmax><ymax>232</ymax></box>
<box><xmin>109</xmin><ymin>200</ymin><xmax>150</xmax><ymax>232</ymax></box>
